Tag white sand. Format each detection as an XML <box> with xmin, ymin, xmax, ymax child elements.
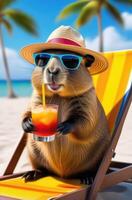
<box><xmin>0</xmin><ymin>97</ymin><xmax>32</xmax><ymax>175</ymax></box>
<box><xmin>0</xmin><ymin>97</ymin><xmax>132</xmax><ymax>175</ymax></box>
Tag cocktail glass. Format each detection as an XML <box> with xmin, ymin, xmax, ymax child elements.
<box><xmin>32</xmin><ymin>105</ymin><xmax>58</xmax><ymax>142</ymax></box>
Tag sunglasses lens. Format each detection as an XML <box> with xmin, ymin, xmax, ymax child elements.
<box><xmin>34</xmin><ymin>54</ymin><xmax>50</xmax><ymax>67</ymax></box>
<box><xmin>62</xmin><ymin>55</ymin><xmax>80</xmax><ymax>69</ymax></box>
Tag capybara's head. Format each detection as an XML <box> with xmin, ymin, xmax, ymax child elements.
<box><xmin>32</xmin><ymin>49</ymin><xmax>95</xmax><ymax>97</ymax></box>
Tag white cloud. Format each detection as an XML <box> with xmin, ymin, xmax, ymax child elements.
<box><xmin>86</xmin><ymin>26</ymin><xmax>132</xmax><ymax>51</ymax></box>
<box><xmin>0</xmin><ymin>48</ymin><xmax>34</xmax><ymax>80</ymax></box>
<box><xmin>122</xmin><ymin>12</ymin><xmax>132</xmax><ymax>30</ymax></box>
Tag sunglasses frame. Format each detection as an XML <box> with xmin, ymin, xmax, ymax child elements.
<box><xmin>33</xmin><ymin>53</ymin><xmax>83</xmax><ymax>70</ymax></box>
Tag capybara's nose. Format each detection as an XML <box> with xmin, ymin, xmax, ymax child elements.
<box><xmin>47</xmin><ymin>67</ymin><xmax>60</xmax><ymax>76</ymax></box>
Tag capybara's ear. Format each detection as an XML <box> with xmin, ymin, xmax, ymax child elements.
<box><xmin>84</xmin><ymin>54</ymin><xmax>95</xmax><ymax>68</ymax></box>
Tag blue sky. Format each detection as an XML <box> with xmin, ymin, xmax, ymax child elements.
<box><xmin>0</xmin><ymin>0</ymin><xmax>132</xmax><ymax>80</ymax></box>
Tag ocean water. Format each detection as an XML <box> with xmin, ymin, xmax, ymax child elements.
<box><xmin>0</xmin><ymin>80</ymin><xmax>32</xmax><ymax>97</ymax></box>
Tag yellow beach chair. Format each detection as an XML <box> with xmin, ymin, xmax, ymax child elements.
<box><xmin>0</xmin><ymin>50</ymin><xmax>132</xmax><ymax>200</ymax></box>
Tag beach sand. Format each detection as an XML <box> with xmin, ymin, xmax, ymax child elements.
<box><xmin>0</xmin><ymin>97</ymin><xmax>32</xmax><ymax>175</ymax></box>
<box><xmin>0</xmin><ymin>97</ymin><xmax>132</xmax><ymax>175</ymax></box>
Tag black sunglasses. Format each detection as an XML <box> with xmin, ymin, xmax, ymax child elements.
<box><xmin>33</xmin><ymin>53</ymin><xmax>83</xmax><ymax>70</ymax></box>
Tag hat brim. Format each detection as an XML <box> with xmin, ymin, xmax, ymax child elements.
<box><xmin>20</xmin><ymin>42</ymin><xmax>108</xmax><ymax>75</ymax></box>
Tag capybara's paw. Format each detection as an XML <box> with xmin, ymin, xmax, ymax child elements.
<box><xmin>22</xmin><ymin>170</ymin><xmax>46</xmax><ymax>182</ymax></box>
<box><xmin>80</xmin><ymin>176</ymin><xmax>94</xmax><ymax>185</ymax></box>
<box><xmin>57</xmin><ymin>121</ymin><xmax>73</xmax><ymax>135</ymax></box>
<box><xmin>22</xmin><ymin>117</ymin><xmax>34</xmax><ymax>133</ymax></box>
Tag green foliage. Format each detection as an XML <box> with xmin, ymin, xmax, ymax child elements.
<box><xmin>0</xmin><ymin>0</ymin><xmax>37</xmax><ymax>36</ymax></box>
<box><xmin>76</xmin><ymin>1</ymin><xmax>98</xmax><ymax>27</ymax></box>
<box><xmin>1</xmin><ymin>18</ymin><xmax>12</xmax><ymax>33</ymax></box>
<box><xmin>57</xmin><ymin>0</ymin><xmax>132</xmax><ymax>28</ymax></box>
<box><xmin>4</xmin><ymin>9</ymin><xmax>37</xmax><ymax>35</ymax></box>
<box><xmin>105</xmin><ymin>1</ymin><xmax>124</xmax><ymax>26</ymax></box>
<box><xmin>0</xmin><ymin>0</ymin><xmax>16</xmax><ymax>11</ymax></box>
<box><xmin>57</xmin><ymin>0</ymin><xmax>88</xmax><ymax>20</ymax></box>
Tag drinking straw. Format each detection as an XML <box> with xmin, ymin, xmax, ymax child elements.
<box><xmin>42</xmin><ymin>84</ymin><xmax>46</xmax><ymax>107</ymax></box>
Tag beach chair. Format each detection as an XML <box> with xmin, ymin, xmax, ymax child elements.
<box><xmin>0</xmin><ymin>49</ymin><xmax>132</xmax><ymax>200</ymax></box>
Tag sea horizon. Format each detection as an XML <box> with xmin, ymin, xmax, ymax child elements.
<box><xmin>0</xmin><ymin>80</ymin><xmax>32</xmax><ymax>97</ymax></box>
<box><xmin>0</xmin><ymin>79</ymin><xmax>30</xmax><ymax>81</ymax></box>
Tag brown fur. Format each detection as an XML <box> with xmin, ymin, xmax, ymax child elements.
<box><xmin>23</xmin><ymin>50</ymin><xmax>110</xmax><ymax>178</ymax></box>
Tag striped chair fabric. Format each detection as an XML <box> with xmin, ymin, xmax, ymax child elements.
<box><xmin>93</xmin><ymin>50</ymin><xmax>132</xmax><ymax>132</ymax></box>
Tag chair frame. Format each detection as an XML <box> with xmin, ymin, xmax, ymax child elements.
<box><xmin>0</xmin><ymin>86</ymin><xmax>132</xmax><ymax>200</ymax></box>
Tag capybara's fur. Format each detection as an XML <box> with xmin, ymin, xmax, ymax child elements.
<box><xmin>23</xmin><ymin>50</ymin><xmax>110</xmax><ymax>178</ymax></box>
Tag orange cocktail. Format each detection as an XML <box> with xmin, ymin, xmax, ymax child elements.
<box><xmin>32</xmin><ymin>105</ymin><xmax>58</xmax><ymax>142</ymax></box>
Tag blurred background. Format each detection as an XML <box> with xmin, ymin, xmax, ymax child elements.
<box><xmin>0</xmin><ymin>0</ymin><xmax>132</xmax><ymax>174</ymax></box>
<box><xmin>0</xmin><ymin>0</ymin><xmax>132</xmax><ymax>98</ymax></box>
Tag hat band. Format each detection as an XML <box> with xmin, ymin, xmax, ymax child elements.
<box><xmin>48</xmin><ymin>38</ymin><xmax>81</xmax><ymax>47</ymax></box>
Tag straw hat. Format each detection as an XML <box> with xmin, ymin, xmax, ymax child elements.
<box><xmin>20</xmin><ymin>26</ymin><xmax>108</xmax><ymax>75</ymax></box>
